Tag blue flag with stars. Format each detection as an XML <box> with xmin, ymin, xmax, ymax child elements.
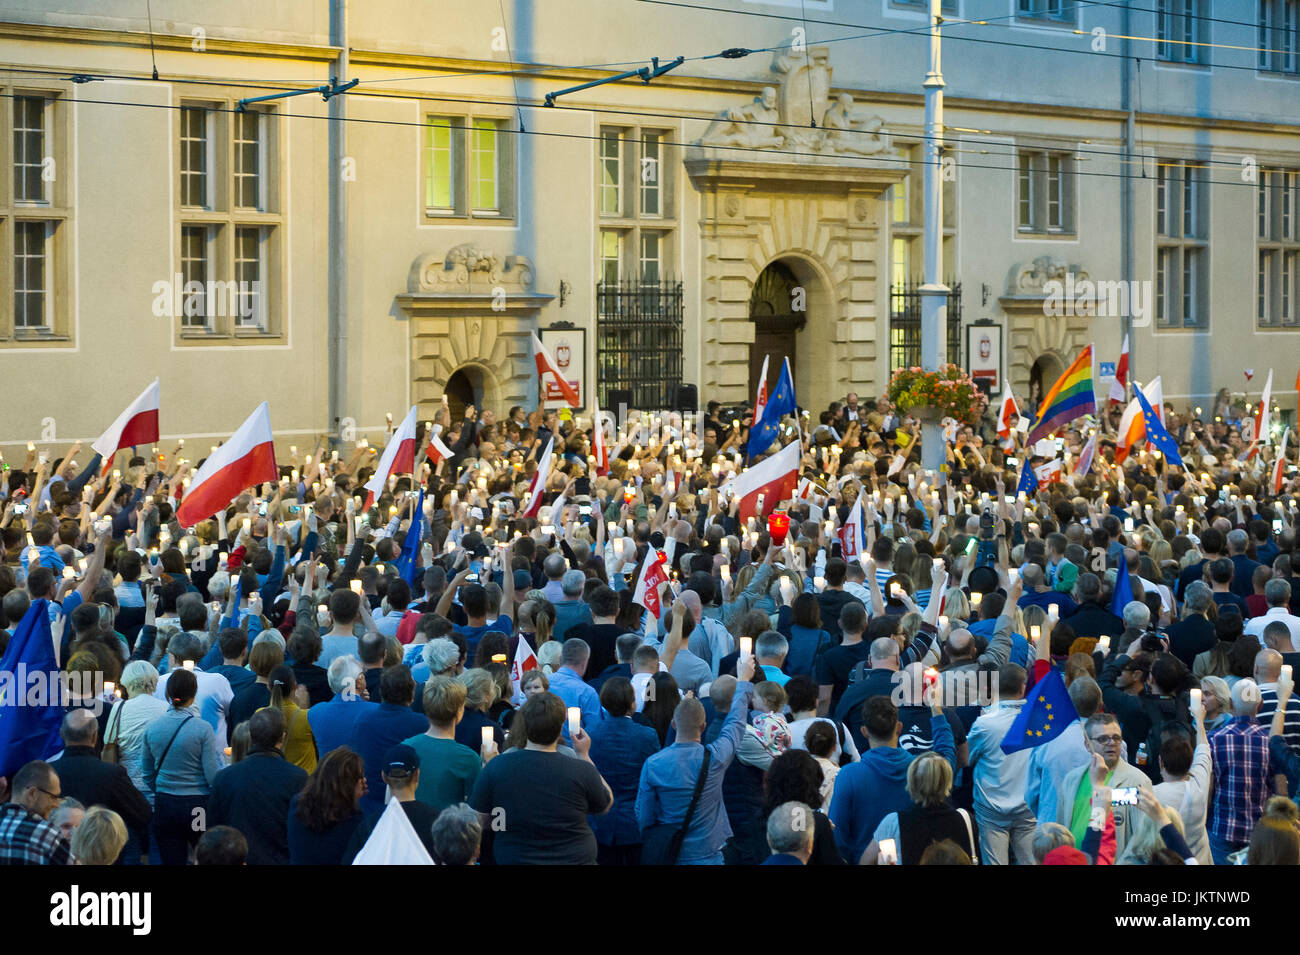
<box><xmin>1000</xmin><ymin>667</ymin><xmax>1079</xmax><ymax>753</ymax></box>
<box><xmin>1133</xmin><ymin>383</ymin><xmax>1183</xmax><ymax>467</ymax></box>
<box><xmin>747</xmin><ymin>357</ymin><xmax>797</xmax><ymax>459</ymax></box>
<box><xmin>1110</xmin><ymin>546</ymin><xmax>1135</xmax><ymax>616</ymax></box>
<box><xmin>1016</xmin><ymin>458</ymin><xmax>1037</xmax><ymax>499</ymax></box>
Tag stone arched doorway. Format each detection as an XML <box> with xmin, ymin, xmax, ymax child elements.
<box><xmin>1029</xmin><ymin>352</ymin><xmax>1065</xmax><ymax>415</ymax></box>
<box><xmin>445</xmin><ymin>364</ymin><xmax>489</xmax><ymax>420</ymax></box>
<box><xmin>747</xmin><ymin>255</ymin><xmax>834</xmax><ymax>411</ymax></box>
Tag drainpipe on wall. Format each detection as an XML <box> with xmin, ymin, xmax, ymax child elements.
<box><xmin>1120</xmin><ymin>0</ymin><xmax>1135</xmax><ymax>386</ymax></box>
<box><xmin>327</xmin><ymin>0</ymin><xmax>349</xmax><ymax>447</ymax></box>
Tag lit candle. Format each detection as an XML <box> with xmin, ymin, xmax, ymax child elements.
<box><xmin>567</xmin><ymin>707</ymin><xmax>582</xmax><ymax>738</ymax></box>
<box><xmin>242</xmin><ymin>518</ymin><xmax>251</xmax><ymax>535</ymax></box>
<box><xmin>739</xmin><ymin>636</ymin><xmax>753</xmax><ymax>665</ymax></box>
<box><xmin>112</xmin><ymin>469</ymin><xmax>121</xmax><ymax>481</ymax></box>
<box><xmin>61</xmin><ymin>566</ymin><xmax>74</xmax><ymax>579</ymax></box>
<box><xmin>290</xmin><ymin>445</ymin><xmax>298</xmax><ymax>457</ymax></box>
<box><xmin>1123</xmin><ymin>517</ymin><xmax>1134</xmax><ymax>532</ymax></box>
<box><xmin>1189</xmin><ymin>687</ymin><xmax>1201</xmax><ymax>714</ymax></box>
<box><xmin>105</xmin><ymin>682</ymin><xmax>116</xmax><ymax>697</ymax></box>
<box><xmin>720</xmin><ymin>565</ymin><xmax>731</xmax><ymax>584</ymax></box>
<box><xmin>491</xmin><ymin>654</ymin><xmax>507</xmax><ymax>664</ymax></box>
<box><xmin>291</xmin><ymin>468</ymin><xmax>300</xmax><ymax>484</ymax></box>
<box><xmin>1047</xmin><ymin>604</ymin><xmax>1059</xmax><ymax>624</ymax></box>
<box><xmin>1284</xmin><ymin>664</ymin><xmax>1294</xmax><ymax>684</ymax></box>
<box><xmin>1030</xmin><ymin>624</ymin><xmax>1041</xmax><ymax>643</ymax></box>
<box><xmin>218</xmin><ymin>551</ymin><xmax>228</xmax><ymax>567</ymax></box>
<box><xmin>938</xmin><ymin>615</ymin><xmax>949</xmax><ymax>633</ymax></box>
<box><xmin>350</xmin><ymin>580</ymin><xmax>362</xmax><ymax>595</ymax></box>
<box><xmin>26</xmin><ymin>442</ymin><xmax>34</xmax><ymax>452</ymax></box>
<box><xmin>1096</xmin><ymin>635</ymin><xmax>1110</xmax><ymax>656</ymax></box>
<box><xmin>481</xmin><ymin>726</ymin><xmax>494</xmax><ymax>751</ymax></box>
<box><xmin>970</xmin><ymin>591</ymin><xmax>982</xmax><ymax>609</ymax></box>
<box><xmin>182</xmin><ymin>660</ymin><xmax>195</xmax><ymax>671</ymax></box>
<box><xmin>815</xmin><ymin>576</ymin><xmax>827</xmax><ymax>592</ymax></box>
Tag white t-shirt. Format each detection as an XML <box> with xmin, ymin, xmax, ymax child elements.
<box><xmin>104</xmin><ymin>694</ymin><xmax>169</xmax><ymax>800</ymax></box>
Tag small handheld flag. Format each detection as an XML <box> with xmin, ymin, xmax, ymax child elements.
<box><xmin>1133</xmin><ymin>383</ymin><xmax>1183</xmax><ymax>467</ymax></box>
<box><xmin>1110</xmin><ymin>548</ymin><xmax>1135</xmax><ymax>617</ymax></box>
<box><xmin>1000</xmin><ymin>668</ymin><xmax>1080</xmax><ymax>754</ymax></box>
<box><xmin>747</xmin><ymin>357</ymin><xmax>797</xmax><ymax>458</ymax></box>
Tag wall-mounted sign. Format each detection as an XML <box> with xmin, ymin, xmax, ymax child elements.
<box><xmin>540</xmin><ymin>326</ymin><xmax>585</xmax><ymax>410</ymax></box>
<box><xmin>966</xmin><ymin>323</ymin><xmax>1002</xmax><ymax>394</ymax></box>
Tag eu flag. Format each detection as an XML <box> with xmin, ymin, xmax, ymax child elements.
<box><xmin>1133</xmin><ymin>383</ymin><xmax>1183</xmax><ymax>466</ymax></box>
<box><xmin>393</xmin><ymin>487</ymin><xmax>426</xmax><ymax>586</ymax></box>
<box><xmin>0</xmin><ymin>600</ymin><xmax>64</xmax><ymax>781</ymax></box>
<box><xmin>1000</xmin><ymin>667</ymin><xmax>1079</xmax><ymax>754</ymax></box>
<box><xmin>1016</xmin><ymin>459</ymin><xmax>1037</xmax><ymax>499</ymax></box>
<box><xmin>1110</xmin><ymin>546</ymin><xmax>1135</xmax><ymax>616</ymax></box>
<box><xmin>747</xmin><ymin>357</ymin><xmax>797</xmax><ymax>458</ymax></box>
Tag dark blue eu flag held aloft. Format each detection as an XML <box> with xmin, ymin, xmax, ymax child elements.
<box><xmin>1000</xmin><ymin>668</ymin><xmax>1079</xmax><ymax>754</ymax></box>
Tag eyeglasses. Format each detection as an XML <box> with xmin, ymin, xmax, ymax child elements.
<box><xmin>1089</xmin><ymin>734</ymin><xmax>1123</xmax><ymax>744</ymax></box>
<box><xmin>35</xmin><ymin>786</ymin><xmax>63</xmax><ymax>803</ymax></box>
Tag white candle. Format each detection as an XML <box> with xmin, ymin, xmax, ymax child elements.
<box><xmin>567</xmin><ymin>707</ymin><xmax>582</xmax><ymax>738</ymax></box>
<box><xmin>481</xmin><ymin>726</ymin><xmax>494</xmax><ymax>751</ymax></box>
<box><xmin>1047</xmin><ymin>603</ymin><xmax>1059</xmax><ymax>623</ymax></box>
<box><xmin>1096</xmin><ymin>635</ymin><xmax>1111</xmax><ymax>656</ymax></box>
<box><xmin>739</xmin><ymin>637</ymin><xmax>753</xmax><ymax>665</ymax></box>
<box><xmin>62</xmin><ymin>566</ymin><xmax>74</xmax><ymax>579</ymax></box>
<box><xmin>1030</xmin><ymin>624</ymin><xmax>1041</xmax><ymax>643</ymax></box>
<box><xmin>970</xmin><ymin>591</ymin><xmax>982</xmax><ymax>609</ymax></box>
<box><xmin>105</xmin><ymin>682</ymin><xmax>116</xmax><ymax>697</ymax></box>
<box><xmin>814</xmin><ymin>576</ymin><xmax>827</xmax><ymax>592</ymax></box>
<box><xmin>1284</xmin><ymin>665</ymin><xmax>1294</xmax><ymax>683</ymax></box>
<box><xmin>182</xmin><ymin>660</ymin><xmax>195</xmax><ymax>671</ymax></box>
<box><xmin>720</xmin><ymin>565</ymin><xmax>731</xmax><ymax>584</ymax></box>
<box><xmin>1190</xmin><ymin>688</ymin><xmax>1202</xmax><ymax>712</ymax></box>
<box><xmin>350</xmin><ymin>580</ymin><xmax>363</xmax><ymax>595</ymax></box>
<box><xmin>938</xmin><ymin>615</ymin><xmax>949</xmax><ymax>633</ymax></box>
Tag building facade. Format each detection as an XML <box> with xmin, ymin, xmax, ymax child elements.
<box><xmin>0</xmin><ymin>0</ymin><xmax>1296</xmax><ymax>450</ymax></box>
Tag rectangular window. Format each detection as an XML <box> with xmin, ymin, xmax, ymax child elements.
<box><xmin>1157</xmin><ymin>161</ymin><xmax>1208</xmax><ymax>328</ymax></box>
<box><xmin>180</xmin><ymin>225</ymin><xmax>211</xmax><ymax>329</ymax></box>
<box><xmin>470</xmin><ymin>118</ymin><xmax>502</xmax><ymax>213</ymax></box>
<box><xmin>233</xmin><ymin>110</ymin><xmax>262</xmax><ymax>210</ymax></box>
<box><xmin>424</xmin><ymin>116</ymin><xmax>456</xmax><ymax>213</ymax></box>
<box><xmin>1260</xmin><ymin>0</ymin><xmax>1300</xmax><ymax>73</ymax></box>
<box><xmin>14</xmin><ymin>220</ymin><xmax>49</xmax><ymax>328</ymax></box>
<box><xmin>1258</xmin><ymin>166</ymin><xmax>1300</xmax><ymax>327</ymax></box>
<box><xmin>639</xmin><ymin>231</ymin><xmax>662</xmax><ymax>284</ymax></box>
<box><xmin>13</xmin><ymin>95</ymin><xmax>47</xmax><ymax>203</ymax></box>
<box><xmin>599</xmin><ymin>128</ymin><xmax>622</xmax><ymax>216</ymax></box>
<box><xmin>234</xmin><ymin>226</ymin><xmax>265</xmax><ymax>330</ymax></box>
<box><xmin>1157</xmin><ymin>0</ymin><xmax>1205</xmax><ymax>63</ymax></box>
<box><xmin>180</xmin><ymin>107</ymin><xmax>209</xmax><ymax>208</ymax></box>
<box><xmin>640</xmin><ymin>132</ymin><xmax>661</xmax><ymax>217</ymax></box>
<box><xmin>1017</xmin><ymin>148</ymin><xmax>1074</xmax><ymax>233</ymax></box>
<box><xmin>600</xmin><ymin>229</ymin><xmax>622</xmax><ymax>288</ymax></box>
<box><xmin>1017</xmin><ymin>0</ymin><xmax>1075</xmax><ymax>23</ymax></box>
<box><xmin>1260</xmin><ymin>249</ymin><xmax>1273</xmax><ymax>324</ymax></box>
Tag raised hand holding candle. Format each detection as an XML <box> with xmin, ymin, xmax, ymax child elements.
<box><xmin>567</xmin><ymin>707</ymin><xmax>582</xmax><ymax>738</ymax></box>
<box><xmin>739</xmin><ymin>637</ymin><xmax>753</xmax><ymax>666</ymax></box>
<box><xmin>1096</xmin><ymin>635</ymin><xmax>1111</xmax><ymax>656</ymax></box>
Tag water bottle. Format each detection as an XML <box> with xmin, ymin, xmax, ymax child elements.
<box><xmin>1136</xmin><ymin>742</ymin><xmax>1148</xmax><ymax>767</ymax></box>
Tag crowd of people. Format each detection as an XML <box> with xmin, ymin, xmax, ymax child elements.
<box><xmin>2</xmin><ymin>380</ymin><xmax>1299</xmax><ymax>866</ymax></box>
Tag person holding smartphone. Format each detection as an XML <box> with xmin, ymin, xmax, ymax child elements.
<box><xmin>1054</xmin><ymin>713</ymin><xmax>1152</xmax><ymax>865</ymax></box>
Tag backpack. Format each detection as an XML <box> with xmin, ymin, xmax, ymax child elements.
<box><xmin>1140</xmin><ymin>691</ymin><xmax>1191</xmax><ymax>783</ymax></box>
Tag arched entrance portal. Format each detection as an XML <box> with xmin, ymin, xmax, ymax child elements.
<box><xmin>748</xmin><ymin>261</ymin><xmax>805</xmax><ymax>400</ymax></box>
<box><xmin>1028</xmin><ymin>353</ymin><xmax>1064</xmax><ymax>416</ymax></box>
<box><xmin>445</xmin><ymin>365</ymin><xmax>487</xmax><ymax>420</ymax></box>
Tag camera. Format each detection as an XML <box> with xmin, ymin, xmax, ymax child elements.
<box><xmin>978</xmin><ymin>509</ymin><xmax>995</xmax><ymax>541</ymax></box>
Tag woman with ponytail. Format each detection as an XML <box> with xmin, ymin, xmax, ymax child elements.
<box><xmin>266</xmin><ymin>664</ymin><xmax>318</xmax><ymax>772</ymax></box>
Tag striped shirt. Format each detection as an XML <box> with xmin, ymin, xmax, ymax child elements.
<box><xmin>1208</xmin><ymin>717</ymin><xmax>1272</xmax><ymax>846</ymax></box>
<box><xmin>1257</xmin><ymin>686</ymin><xmax>1300</xmax><ymax>754</ymax></box>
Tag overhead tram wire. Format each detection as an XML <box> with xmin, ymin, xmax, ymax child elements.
<box><xmin>2</xmin><ymin>87</ymin><xmax>1269</xmax><ymax>192</ymax></box>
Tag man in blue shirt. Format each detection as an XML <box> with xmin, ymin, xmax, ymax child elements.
<box><xmin>309</xmin><ymin>656</ymin><xmax>378</xmax><ymax>757</ymax></box>
<box><xmin>552</xmin><ymin>570</ymin><xmax>593</xmax><ymax>643</ymax></box>
<box><xmin>635</xmin><ymin>653</ymin><xmax>757</xmax><ymax>864</ymax></box>
<box><xmin>548</xmin><ymin>638</ymin><xmax>604</xmax><ymax>734</ymax></box>
<box><xmin>347</xmin><ymin>666</ymin><xmax>427</xmax><ymax>814</ymax></box>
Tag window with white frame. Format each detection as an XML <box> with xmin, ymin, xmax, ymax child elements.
<box><xmin>1155</xmin><ymin>159</ymin><xmax>1208</xmax><ymax>328</ymax></box>
<box><xmin>595</xmin><ymin>125</ymin><xmax>675</xmax><ymax>299</ymax></box>
<box><xmin>1258</xmin><ymin>168</ymin><xmax>1300</xmax><ymax>327</ymax></box>
<box><xmin>422</xmin><ymin>114</ymin><xmax>514</xmax><ymax>220</ymax></box>
<box><xmin>1157</xmin><ymin>0</ymin><xmax>1208</xmax><ymax>64</ymax></box>
<box><xmin>3</xmin><ymin>88</ymin><xmax>70</xmax><ymax>342</ymax></box>
<box><xmin>889</xmin><ymin>0</ymin><xmax>958</xmax><ymax>12</ymax></box>
<box><xmin>1017</xmin><ymin>0</ymin><xmax>1075</xmax><ymax>23</ymax></box>
<box><xmin>1259</xmin><ymin>0</ymin><xmax>1300</xmax><ymax>73</ymax></box>
<box><xmin>1016</xmin><ymin>149</ymin><xmax>1076</xmax><ymax>234</ymax></box>
<box><xmin>176</xmin><ymin>100</ymin><xmax>281</xmax><ymax>340</ymax></box>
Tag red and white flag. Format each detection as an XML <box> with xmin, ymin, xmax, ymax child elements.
<box><xmin>752</xmin><ymin>355</ymin><xmax>770</xmax><ymax>426</ymax></box>
<box><xmin>1241</xmin><ymin>369</ymin><xmax>1274</xmax><ymax>461</ymax></box>
<box><xmin>424</xmin><ymin>428</ymin><xmax>454</xmax><ymax>467</ymax></box>
<box><xmin>837</xmin><ymin>494</ymin><xmax>865</xmax><ymax>562</ymax></box>
<box><xmin>632</xmin><ymin>547</ymin><xmax>670</xmax><ymax>619</ymax></box>
<box><xmin>509</xmin><ymin>636</ymin><xmax>538</xmax><ymax>704</ymax></box>
<box><xmin>996</xmin><ymin>388</ymin><xmax>1019</xmax><ymax>448</ymax></box>
<box><xmin>1033</xmin><ymin>459</ymin><xmax>1063</xmax><ymax>489</ymax></box>
<box><xmin>591</xmin><ymin>394</ymin><xmax>609</xmax><ymax>476</ymax></box>
<box><xmin>1072</xmin><ymin>432</ymin><xmax>1098</xmax><ymax>479</ymax></box>
<box><xmin>723</xmin><ymin>440</ymin><xmax>801</xmax><ymax>524</ymax></box>
<box><xmin>93</xmin><ymin>379</ymin><xmax>160</xmax><ymax>474</ymax></box>
<box><xmin>1114</xmin><ymin>377</ymin><xmax>1163</xmax><ymax>464</ymax></box>
<box><xmin>1108</xmin><ymin>334</ymin><xmax>1130</xmax><ymax>404</ymax></box>
<box><xmin>1273</xmin><ymin>428</ymin><xmax>1289</xmax><ymax>494</ymax></box>
<box><xmin>532</xmin><ymin>333</ymin><xmax>580</xmax><ymax>407</ymax></box>
<box><xmin>521</xmin><ymin>437</ymin><xmax>554</xmax><ymax>518</ymax></box>
<box><xmin>175</xmin><ymin>403</ymin><xmax>277</xmax><ymax>527</ymax></box>
<box><xmin>364</xmin><ymin>405</ymin><xmax>419</xmax><ymax>509</ymax></box>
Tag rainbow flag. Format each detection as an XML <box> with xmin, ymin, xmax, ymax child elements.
<box><xmin>1027</xmin><ymin>345</ymin><xmax>1096</xmax><ymax>444</ymax></box>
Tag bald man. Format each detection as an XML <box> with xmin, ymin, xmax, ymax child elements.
<box><xmin>49</xmin><ymin>709</ymin><xmax>151</xmax><ymax>850</ymax></box>
<box><xmin>1255</xmin><ymin>648</ymin><xmax>1300</xmax><ymax>758</ymax></box>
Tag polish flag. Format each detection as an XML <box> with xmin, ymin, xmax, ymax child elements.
<box><xmin>93</xmin><ymin>380</ymin><xmax>160</xmax><ymax>474</ymax></box>
<box><xmin>363</xmin><ymin>406</ymin><xmax>419</xmax><ymax>509</ymax></box>
<box><xmin>1108</xmin><ymin>334</ymin><xmax>1130</xmax><ymax>404</ymax></box>
<box><xmin>996</xmin><ymin>388</ymin><xmax>1019</xmax><ymax>445</ymax></box>
<box><xmin>1114</xmin><ymin>377</ymin><xmax>1163</xmax><ymax>464</ymax></box>
<box><xmin>532</xmin><ymin>333</ymin><xmax>580</xmax><ymax>407</ymax></box>
<box><xmin>752</xmin><ymin>355</ymin><xmax>770</xmax><ymax>426</ymax></box>
<box><xmin>723</xmin><ymin>440</ymin><xmax>801</xmax><ymax>524</ymax></box>
<box><xmin>509</xmin><ymin>635</ymin><xmax>538</xmax><ymax>704</ymax></box>
<box><xmin>837</xmin><ymin>495</ymin><xmax>865</xmax><ymax>562</ymax></box>
<box><xmin>521</xmin><ymin>437</ymin><xmax>554</xmax><ymax>518</ymax></box>
<box><xmin>1033</xmin><ymin>459</ymin><xmax>1063</xmax><ymax>489</ymax></box>
<box><xmin>424</xmin><ymin>428</ymin><xmax>454</xmax><ymax>467</ymax></box>
<box><xmin>175</xmin><ymin>403</ymin><xmax>277</xmax><ymax>527</ymax></box>
<box><xmin>1073</xmin><ymin>432</ymin><xmax>1098</xmax><ymax>479</ymax></box>
<box><xmin>1273</xmin><ymin>428</ymin><xmax>1289</xmax><ymax>494</ymax></box>
<box><xmin>591</xmin><ymin>394</ymin><xmax>609</xmax><ymax>476</ymax></box>
<box><xmin>1255</xmin><ymin>369</ymin><xmax>1274</xmax><ymax>445</ymax></box>
<box><xmin>632</xmin><ymin>547</ymin><xmax>670</xmax><ymax>619</ymax></box>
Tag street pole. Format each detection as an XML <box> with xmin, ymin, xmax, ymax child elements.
<box><xmin>328</xmin><ymin>0</ymin><xmax>349</xmax><ymax>450</ymax></box>
<box><xmin>919</xmin><ymin>0</ymin><xmax>949</xmax><ymax>479</ymax></box>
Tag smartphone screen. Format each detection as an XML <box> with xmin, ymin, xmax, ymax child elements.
<box><xmin>1110</xmin><ymin>787</ymin><xmax>1139</xmax><ymax>806</ymax></box>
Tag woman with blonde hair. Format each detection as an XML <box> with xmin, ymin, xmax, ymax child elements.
<box><xmin>860</xmin><ymin>752</ymin><xmax>978</xmax><ymax>865</ymax></box>
<box><xmin>537</xmin><ymin>640</ymin><xmax>564</xmax><ymax>676</ymax></box>
<box><xmin>516</xmin><ymin>598</ymin><xmax>555</xmax><ymax>650</ymax></box>
<box><xmin>70</xmin><ymin>807</ymin><xmax>128</xmax><ymax>865</ymax></box>
<box><xmin>454</xmin><ymin>668</ymin><xmax>506</xmax><ymax>752</ymax></box>
<box><xmin>267</xmin><ymin>664</ymin><xmax>318</xmax><ymax>772</ymax></box>
<box><xmin>1117</xmin><ymin>793</ymin><xmax>1189</xmax><ymax>864</ymax></box>
<box><xmin>943</xmin><ymin>586</ymin><xmax>971</xmax><ymax>625</ymax></box>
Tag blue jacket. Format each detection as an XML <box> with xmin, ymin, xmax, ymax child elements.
<box><xmin>587</xmin><ymin>716</ymin><xmax>660</xmax><ymax>846</ymax></box>
<box><xmin>348</xmin><ymin>703</ymin><xmax>428</xmax><ymax>814</ymax></box>
<box><xmin>784</xmin><ymin>625</ymin><xmax>831</xmax><ymax>678</ymax></box>
<box><xmin>309</xmin><ymin>694</ymin><xmax>379</xmax><ymax>758</ymax></box>
<box><xmin>827</xmin><ymin>716</ymin><xmax>955</xmax><ymax>863</ymax></box>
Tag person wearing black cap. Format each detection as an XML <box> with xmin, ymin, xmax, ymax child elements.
<box><xmin>342</xmin><ymin>743</ymin><xmax>439</xmax><ymax>863</ymax></box>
